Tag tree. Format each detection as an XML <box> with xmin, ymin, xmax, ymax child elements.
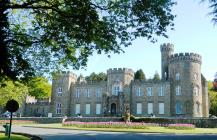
<box><xmin>0</xmin><ymin>79</ymin><xmax>28</xmax><ymax>108</ymax></box>
<box><xmin>153</xmin><ymin>71</ymin><xmax>161</xmax><ymax>81</ymax></box>
<box><xmin>0</xmin><ymin>0</ymin><xmax>175</xmax><ymax>81</ymax></box>
<box><xmin>208</xmin><ymin>81</ymin><xmax>217</xmax><ymax>116</ymax></box>
<box><xmin>27</xmin><ymin>77</ymin><xmax>51</xmax><ymax>99</ymax></box>
<box><xmin>203</xmin><ymin>0</ymin><xmax>217</xmax><ymax>24</ymax></box>
<box><xmin>85</xmin><ymin>72</ymin><xmax>107</xmax><ymax>81</ymax></box>
<box><xmin>134</xmin><ymin>69</ymin><xmax>146</xmax><ymax>80</ymax></box>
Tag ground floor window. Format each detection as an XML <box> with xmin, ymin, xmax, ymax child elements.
<box><xmin>85</xmin><ymin>104</ymin><xmax>90</xmax><ymax>114</ymax></box>
<box><xmin>176</xmin><ymin>101</ymin><xmax>182</xmax><ymax>114</ymax></box>
<box><xmin>56</xmin><ymin>103</ymin><xmax>61</xmax><ymax>114</ymax></box>
<box><xmin>96</xmin><ymin>104</ymin><xmax>101</xmax><ymax>114</ymax></box>
<box><xmin>136</xmin><ymin>103</ymin><xmax>142</xmax><ymax>114</ymax></box>
<box><xmin>158</xmin><ymin>102</ymin><xmax>164</xmax><ymax>114</ymax></box>
<box><xmin>148</xmin><ymin>102</ymin><xmax>153</xmax><ymax>114</ymax></box>
<box><xmin>75</xmin><ymin>104</ymin><xmax>80</xmax><ymax>115</ymax></box>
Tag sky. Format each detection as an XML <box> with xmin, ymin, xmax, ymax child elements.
<box><xmin>73</xmin><ymin>0</ymin><xmax>217</xmax><ymax>81</ymax></box>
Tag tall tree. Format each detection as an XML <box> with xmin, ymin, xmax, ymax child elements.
<box><xmin>203</xmin><ymin>0</ymin><xmax>217</xmax><ymax>24</ymax></box>
<box><xmin>0</xmin><ymin>0</ymin><xmax>175</xmax><ymax>81</ymax></box>
<box><xmin>153</xmin><ymin>71</ymin><xmax>161</xmax><ymax>81</ymax></box>
<box><xmin>208</xmin><ymin>81</ymin><xmax>217</xmax><ymax>116</ymax></box>
<box><xmin>27</xmin><ymin>77</ymin><xmax>51</xmax><ymax>99</ymax></box>
<box><xmin>134</xmin><ymin>69</ymin><xmax>146</xmax><ymax>80</ymax></box>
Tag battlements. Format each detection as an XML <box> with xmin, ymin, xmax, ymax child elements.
<box><xmin>160</xmin><ymin>43</ymin><xmax>174</xmax><ymax>52</ymax></box>
<box><xmin>107</xmin><ymin>68</ymin><xmax>134</xmax><ymax>75</ymax></box>
<box><xmin>169</xmin><ymin>52</ymin><xmax>202</xmax><ymax>64</ymax></box>
<box><xmin>57</xmin><ymin>71</ymin><xmax>77</xmax><ymax>78</ymax></box>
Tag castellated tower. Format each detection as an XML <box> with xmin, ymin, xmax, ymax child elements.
<box><xmin>168</xmin><ymin>52</ymin><xmax>204</xmax><ymax>117</ymax></box>
<box><xmin>50</xmin><ymin>71</ymin><xmax>77</xmax><ymax>117</ymax></box>
<box><xmin>160</xmin><ymin>43</ymin><xmax>174</xmax><ymax>80</ymax></box>
<box><xmin>107</xmin><ymin>68</ymin><xmax>134</xmax><ymax>95</ymax></box>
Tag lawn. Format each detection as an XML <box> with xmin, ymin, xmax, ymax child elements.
<box><xmin>0</xmin><ymin>133</ymin><xmax>29</xmax><ymax>140</ymax></box>
<box><xmin>23</xmin><ymin>123</ymin><xmax>217</xmax><ymax>134</ymax></box>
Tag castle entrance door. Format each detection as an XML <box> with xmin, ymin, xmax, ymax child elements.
<box><xmin>111</xmin><ymin>103</ymin><xmax>116</xmax><ymax>115</ymax></box>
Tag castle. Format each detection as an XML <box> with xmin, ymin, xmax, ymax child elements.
<box><xmin>24</xmin><ymin>43</ymin><xmax>209</xmax><ymax>118</ymax></box>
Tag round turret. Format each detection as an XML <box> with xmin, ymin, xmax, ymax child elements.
<box><xmin>168</xmin><ymin>52</ymin><xmax>202</xmax><ymax>117</ymax></box>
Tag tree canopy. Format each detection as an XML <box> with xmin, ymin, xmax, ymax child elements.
<box><xmin>0</xmin><ymin>0</ymin><xmax>175</xmax><ymax>81</ymax></box>
<box><xmin>85</xmin><ymin>72</ymin><xmax>107</xmax><ymax>81</ymax></box>
<box><xmin>208</xmin><ymin>81</ymin><xmax>217</xmax><ymax>116</ymax></box>
<box><xmin>203</xmin><ymin>0</ymin><xmax>217</xmax><ymax>24</ymax></box>
<box><xmin>0</xmin><ymin>79</ymin><xmax>28</xmax><ymax>107</ymax></box>
<box><xmin>153</xmin><ymin>71</ymin><xmax>161</xmax><ymax>81</ymax></box>
<box><xmin>27</xmin><ymin>77</ymin><xmax>51</xmax><ymax>99</ymax></box>
<box><xmin>134</xmin><ymin>69</ymin><xmax>146</xmax><ymax>80</ymax></box>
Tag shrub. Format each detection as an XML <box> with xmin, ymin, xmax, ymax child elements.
<box><xmin>167</xmin><ymin>124</ymin><xmax>195</xmax><ymax>130</ymax></box>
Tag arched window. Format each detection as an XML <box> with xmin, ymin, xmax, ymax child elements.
<box><xmin>112</xmin><ymin>80</ymin><xmax>122</xmax><ymax>95</ymax></box>
<box><xmin>195</xmin><ymin>102</ymin><xmax>200</xmax><ymax>114</ymax></box>
<box><xmin>176</xmin><ymin>101</ymin><xmax>182</xmax><ymax>114</ymax></box>
<box><xmin>193</xmin><ymin>86</ymin><xmax>199</xmax><ymax>96</ymax></box>
<box><xmin>175</xmin><ymin>73</ymin><xmax>180</xmax><ymax>81</ymax></box>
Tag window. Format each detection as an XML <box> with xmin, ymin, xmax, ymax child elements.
<box><xmin>158</xmin><ymin>86</ymin><xmax>164</xmax><ymax>96</ymax></box>
<box><xmin>136</xmin><ymin>87</ymin><xmax>141</xmax><ymax>97</ymax></box>
<box><xmin>85</xmin><ymin>89</ymin><xmax>90</xmax><ymax>98</ymax></box>
<box><xmin>148</xmin><ymin>102</ymin><xmax>153</xmax><ymax>114</ymax></box>
<box><xmin>75</xmin><ymin>104</ymin><xmax>80</xmax><ymax>114</ymax></box>
<box><xmin>176</xmin><ymin>101</ymin><xmax>182</xmax><ymax>114</ymax></box>
<box><xmin>85</xmin><ymin>104</ymin><xmax>90</xmax><ymax>114</ymax></box>
<box><xmin>176</xmin><ymin>85</ymin><xmax>181</xmax><ymax>95</ymax></box>
<box><xmin>96</xmin><ymin>104</ymin><xmax>101</xmax><ymax>114</ymax></box>
<box><xmin>193</xmin><ymin>86</ymin><xmax>199</xmax><ymax>96</ymax></box>
<box><xmin>96</xmin><ymin>88</ymin><xmax>101</xmax><ymax>98</ymax></box>
<box><xmin>136</xmin><ymin>103</ymin><xmax>142</xmax><ymax>114</ymax></box>
<box><xmin>147</xmin><ymin>87</ymin><xmax>152</xmax><ymax>96</ymax></box>
<box><xmin>57</xmin><ymin>87</ymin><xmax>62</xmax><ymax>96</ymax></box>
<box><xmin>113</xmin><ymin>85</ymin><xmax>120</xmax><ymax>95</ymax></box>
<box><xmin>185</xmin><ymin>101</ymin><xmax>190</xmax><ymax>114</ymax></box>
<box><xmin>75</xmin><ymin>89</ymin><xmax>80</xmax><ymax>98</ymax></box>
<box><xmin>193</xmin><ymin>73</ymin><xmax>198</xmax><ymax>80</ymax></box>
<box><xmin>195</xmin><ymin>102</ymin><xmax>200</xmax><ymax>114</ymax></box>
<box><xmin>175</xmin><ymin>73</ymin><xmax>180</xmax><ymax>80</ymax></box>
<box><xmin>158</xmin><ymin>102</ymin><xmax>164</xmax><ymax>114</ymax></box>
<box><xmin>56</xmin><ymin>103</ymin><xmax>61</xmax><ymax>114</ymax></box>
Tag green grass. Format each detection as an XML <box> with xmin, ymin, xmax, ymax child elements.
<box><xmin>0</xmin><ymin>133</ymin><xmax>30</xmax><ymax>140</ymax></box>
<box><xmin>22</xmin><ymin>123</ymin><xmax>217</xmax><ymax>134</ymax></box>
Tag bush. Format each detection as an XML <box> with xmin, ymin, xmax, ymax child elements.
<box><xmin>167</xmin><ymin>124</ymin><xmax>195</xmax><ymax>130</ymax></box>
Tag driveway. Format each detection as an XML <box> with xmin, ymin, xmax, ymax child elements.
<box><xmin>1</xmin><ymin>126</ymin><xmax>217</xmax><ymax>140</ymax></box>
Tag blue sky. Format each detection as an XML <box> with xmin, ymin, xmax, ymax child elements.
<box><xmin>73</xmin><ymin>0</ymin><xmax>217</xmax><ymax>81</ymax></box>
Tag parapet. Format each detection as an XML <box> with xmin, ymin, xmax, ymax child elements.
<box><xmin>160</xmin><ymin>43</ymin><xmax>174</xmax><ymax>52</ymax></box>
<box><xmin>169</xmin><ymin>53</ymin><xmax>202</xmax><ymax>64</ymax></box>
<box><xmin>107</xmin><ymin>68</ymin><xmax>134</xmax><ymax>75</ymax></box>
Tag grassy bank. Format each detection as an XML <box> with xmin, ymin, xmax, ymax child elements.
<box><xmin>23</xmin><ymin>123</ymin><xmax>217</xmax><ymax>134</ymax></box>
<box><xmin>0</xmin><ymin>133</ymin><xmax>30</xmax><ymax>140</ymax></box>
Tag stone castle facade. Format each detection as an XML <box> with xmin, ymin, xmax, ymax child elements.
<box><xmin>24</xmin><ymin>43</ymin><xmax>209</xmax><ymax>118</ymax></box>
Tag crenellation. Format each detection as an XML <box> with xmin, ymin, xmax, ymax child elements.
<box><xmin>160</xmin><ymin>43</ymin><xmax>174</xmax><ymax>52</ymax></box>
<box><xmin>169</xmin><ymin>52</ymin><xmax>202</xmax><ymax>64</ymax></box>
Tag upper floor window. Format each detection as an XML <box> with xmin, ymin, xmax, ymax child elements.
<box><xmin>136</xmin><ymin>87</ymin><xmax>141</xmax><ymax>97</ymax></box>
<box><xmin>96</xmin><ymin>88</ymin><xmax>102</xmax><ymax>98</ymax></box>
<box><xmin>193</xmin><ymin>73</ymin><xmax>198</xmax><ymax>80</ymax></box>
<box><xmin>75</xmin><ymin>88</ymin><xmax>80</xmax><ymax>98</ymax></box>
<box><xmin>112</xmin><ymin>80</ymin><xmax>122</xmax><ymax>96</ymax></box>
<box><xmin>176</xmin><ymin>85</ymin><xmax>181</xmax><ymax>96</ymax></box>
<box><xmin>158</xmin><ymin>86</ymin><xmax>164</xmax><ymax>96</ymax></box>
<box><xmin>57</xmin><ymin>87</ymin><xmax>62</xmax><ymax>96</ymax></box>
<box><xmin>56</xmin><ymin>103</ymin><xmax>61</xmax><ymax>114</ymax></box>
<box><xmin>85</xmin><ymin>89</ymin><xmax>90</xmax><ymax>98</ymax></box>
<box><xmin>193</xmin><ymin>86</ymin><xmax>199</xmax><ymax>96</ymax></box>
<box><xmin>175</xmin><ymin>73</ymin><xmax>180</xmax><ymax>81</ymax></box>
<box><xmin>147</xmin><ymin>87</ymin><xmax>152</xmax><ymax>96</ymax></box>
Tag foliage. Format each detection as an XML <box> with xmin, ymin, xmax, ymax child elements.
<box><xmin>85</xmin><ymin>72</ymin><xmax>107</xmax><ymax>81</ymax></box>
<box><xmin>153</xmin><ymin>71</ymin><xmax>161</xmax><ymax>81</ymax></box>
<box><xmin>27</xmin><ymin>77</ymin><xmax>51</xmax><ymax>99</ymax></box>
<box><xmin>0</xmin><ymin>0</ymin><xmax>176</xmax><ymax>81</ymax></box>
<box><xmin>134</xmin><ymin>69</ymin><xmax>146</xmax><ymax>80</ymax></box>
<box><xmin>63</xmin><ymin>121</ymin><xmax>148</xmax><ymax>129</ymax></box>
<box><xmin>202</xmin><ymin>0</ymin><xmax>217</xmax><ymax>24</ymax></box>
<box><xmin>167</xmin><ymin>124</ymin><xmax>195</xmax><ymax>130</ymax></box>
<box><xmin>0</xmin><ymin>79</ymin><xmax>28</xmax><ymax>108</ymax></box>
<box><xmin>208</xmin><ymin>81</ymin><xmax>217</xmax><ymax>115</ymax></box>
